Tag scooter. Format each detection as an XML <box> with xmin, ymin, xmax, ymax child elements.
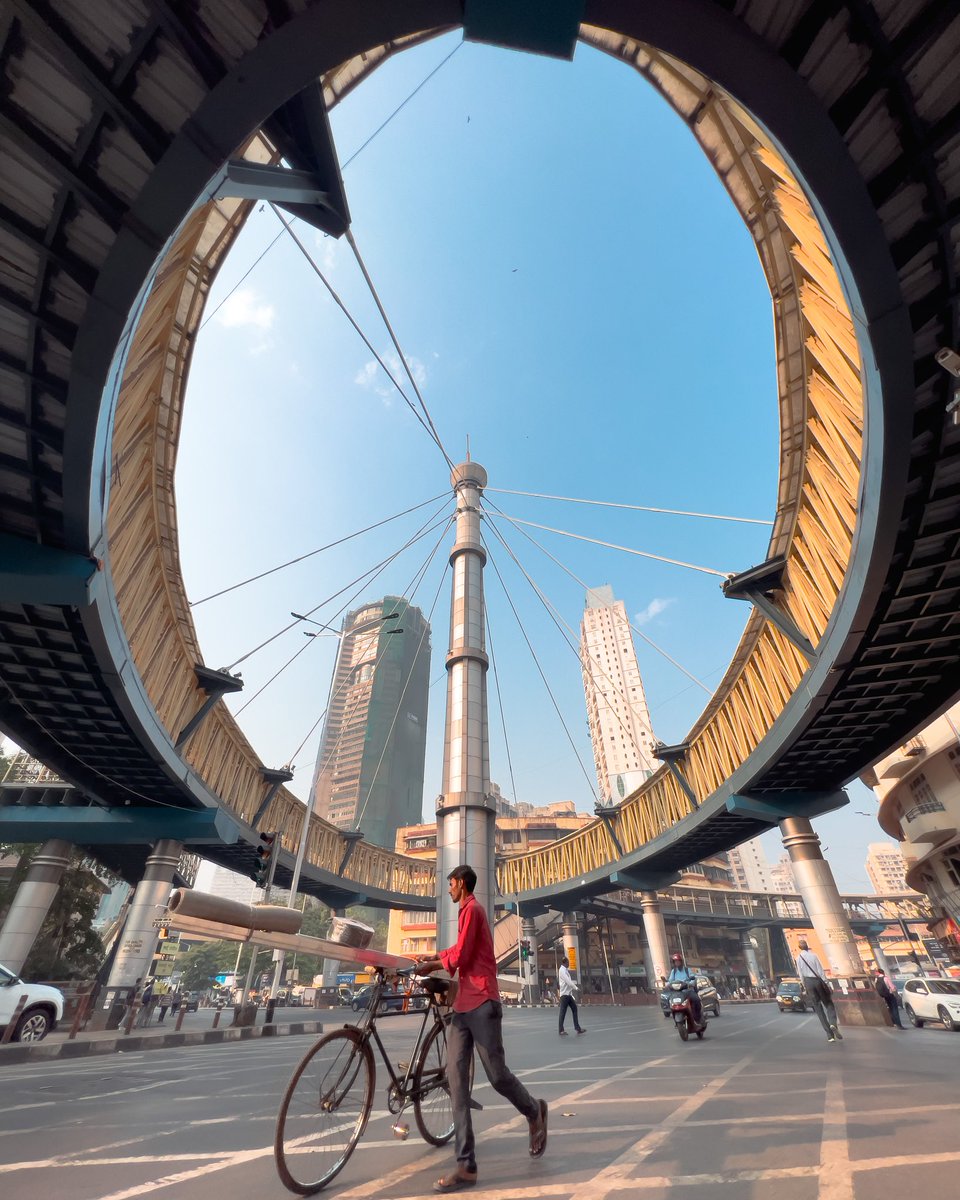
<box><xmin>668</xmin><ymin>980</ymin><xmax>706</xmax><ymax>1041</ymax></box>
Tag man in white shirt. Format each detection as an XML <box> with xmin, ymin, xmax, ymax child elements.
<box><xmin>558</xmin><ymin>956</ymin><xmax>585</xmax><ymax>1037</ymax></box>
<box><xmin>795</xmin><ymin>938</ymin><xmax>842</xmax><ymax>1042</ymax></box>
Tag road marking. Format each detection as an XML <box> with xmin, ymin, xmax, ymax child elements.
<box><xmin>817</xmin><ymin>1068</ymin><xmax>851</xmax><ymax>1200</ymax></box>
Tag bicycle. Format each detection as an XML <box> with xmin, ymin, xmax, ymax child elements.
<box><xmin>275</xmin><ymin>966</ymin><xmax>475</xmax><ymax>1195</ymax></box>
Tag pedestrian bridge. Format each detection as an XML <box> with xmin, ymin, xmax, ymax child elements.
<box><xmin>1</xmin><ymin>4</ymin><xmax>959</xmax><ymax>910</ymax></box>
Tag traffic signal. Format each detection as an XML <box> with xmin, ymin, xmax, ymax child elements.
<box><xmin>520</xmin><ymin>939</ymin><xmax>530</xmax><ymax>962</ymax></box>
<box><xmin>251</xmin><ymin>831</ymin><xmax>278</xmax><ymax>887</ymax></box>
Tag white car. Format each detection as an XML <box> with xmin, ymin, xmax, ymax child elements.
<box><xmin>901</xmin><ymin>977</ymin><xmax>960</xmax><ymax>1031</ymax></box>
<box><xmin>0</xmin><ymin>962</ymin><xmax>64</xmax><ymax>1042</ymax></box>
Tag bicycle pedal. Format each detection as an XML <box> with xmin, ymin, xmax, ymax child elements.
<box><xmin>468</xmin><ymin>1098</ymin><xmax>483</xmax><ymax>1111</ymax></box>
<box><xmin>397</xmin><ymin>1062</ymin><xmax>410</xmax><ymax>1072</ymax></box>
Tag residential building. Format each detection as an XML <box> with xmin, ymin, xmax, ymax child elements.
<box><xmin>727</xmin><ymin>837</ymin><xmax>774</xmax><ymax>892</ymax></box>
<box><xmin>310</xmin><ymin>597</ymin><xmax>431</xmax><ymax>850</ymax></box>
<box><xmin>864</xmin><ymin>841</ymin><xmax>912</xmax><ymax>894</ymax></box>
<box><xmin>580</xmin><ymin>585</ymin><xmax>658</xmax><ymax>806</ymax></box>
<box><xmin>861</xmin><ymin>699</ymin><xmax>960</xmax><ymax>963</ymax></box>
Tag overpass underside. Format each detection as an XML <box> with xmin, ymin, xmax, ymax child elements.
<box><xmin>0</xmin><ymin>3</ymin><xmax>958</xmax><ymax>912</ymax></box>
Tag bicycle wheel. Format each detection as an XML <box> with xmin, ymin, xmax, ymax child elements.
<box><xmin>413</xmin><ymin>1019</ymin><xmax>473</xmax><ymax>1145</ymax></box>
<box><xmin>275</xmin><ymin>1027</ymin><xmax>375</xmax><ymax>1195</ymax></box>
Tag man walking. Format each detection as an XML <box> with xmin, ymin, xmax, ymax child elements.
<box><xmin>417</xmin><ymin>865</ymin><xmax>548</xmax><ymax>1193</ymax></box>
<box><xmin>875</xmin><ymin>968</ymin><xmax>905</xmax><ymax>1028</ymax></box>
<box><xmin>558</xmin><ymin>954</ymin><xmax>586</xmax><ymax>1036</ymax></box>
<box><xmin>795</xmin><ymin>938</ymin><xmax>842</xmax><ymax>1042</ymax></box>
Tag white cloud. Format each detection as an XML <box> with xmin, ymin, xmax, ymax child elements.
<box><xmin>354</xmin><ymin>352</ymin><xmax>429</xmax><ymax>404</ymax></box>
<box><xmin>216</xmin><ymin>288</ymin><xmax>275</xmax><ymax>332</ymax></box>
<box><xmin>634</xmin><ymin>597</ymin><xmax>674</xmax><ymax>626</ymax></box>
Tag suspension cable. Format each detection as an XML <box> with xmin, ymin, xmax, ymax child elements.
<box><xmin>190</xmin><ymin>492</ymin><xmax>447</xmax><ymax>607</ymax></box>
<box><xmin>485</xmin><ymin>603</ymin><xmax>520</xmax><ymax>808</ymax></box>
<box><xmin>482</xmin><ymin>537</ymin><xmax>599</xmax><ymax>803</ymax></box>
<box><xmin>495</xmin><ymin>514</ymin><xmax>729</xmax><ymax>578</ymax></box>
<box><xmin>486</xmin><ymin>499</ymin><xmax>712</xmax><ymax>695</ymax></box>
<box><xmin>225</xmin><ymin>500</ymin><xmax>452</xmax><ymax>671</ymax></box>
<box><xmin>344</xmin><ymin>228</ymin><xmax>455</xmax><ymax>473</ymax></box>
<box><xmin>486</xmin><ymin>486</ymin><xmax>772</xmax><ymax>526</ymax></box>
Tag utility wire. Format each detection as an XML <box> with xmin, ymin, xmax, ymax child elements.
<box><xmin>482</xmin><ymin>537</ymin><xmax>599</xmax><ymax>803</ymax></box>
<box><xmin>487</xmin><ymin>500</ymin><xmax>712</xmax><ymax>695</ymax></box>
<box><xmin>496</xmin><ymin>513</ymin><xmax>729</xmax><ymax>578</ymax></box>
<box><xmin>345</xmin><ymin>227</ymin><xmax>455</xmax><ymax>473</ymax></box>
<box><xmin>191</xmin><ymin>492</ymin><xmax>447</xmax><ymax>606</ymax></box>
<box><xmin>486</xmin><ymin>487</ymin><xmax>773</xmax><ymax>526</ymax></box>
<box><xmin>225</xmin><ymin>500</ymin><xmax>452</xmax><ymax>671</ymax></box>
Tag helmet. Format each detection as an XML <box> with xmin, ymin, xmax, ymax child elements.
<box><xmin>671</xmin><ymin>953</ymin><xmax>684</xmax><ymax>965</ymax></box>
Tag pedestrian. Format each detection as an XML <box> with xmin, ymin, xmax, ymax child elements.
<box><xmin>875</xmin><ymin>968</ymin><xmax>905</xmax><ymax>1028</ymax></box>
<box><xmin>558</xmin><ymin>954</ymin><xmax>586</xmax><ymax>1036</ymax></box>
<box><xmin>795</xmin><ymin>939</ymin><xmax>842</xmax><ymax>1042</ymax></box>
<box><xmin>170</xmin><ymin>988</ymin><xmax>182</xmax><ymax>1016</ymax></box>
<box><xmin>157</xmin><ymin>988</ymin><xmax>171</xmax><ymax>1024</ymax></box>
<box><xmin>137</xmin><ymin>979</ymin><xmax>155</xmax><ymax>1026</ymax></box>
<box><xmin>416</xmin><ymin>864</ymin><xmax>548</xmax><ymax>1193</ymax></box>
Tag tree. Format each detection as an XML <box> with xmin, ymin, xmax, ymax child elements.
<box><xmin>0</xmin><ymin>843</ymin><xmax>119</xmax><ymax>980</ymax></box>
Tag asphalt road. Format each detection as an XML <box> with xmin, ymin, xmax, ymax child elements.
<box><xmin>1</xmin><ymin>1003</ymin><xmax>958</xmax><ymax>1200</ymax></box>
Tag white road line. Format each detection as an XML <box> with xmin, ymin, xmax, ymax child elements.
<box><xmin>817</xmin><ymin>1068</ymin><xmax>852</xmax><ymax>1200</ymax></box>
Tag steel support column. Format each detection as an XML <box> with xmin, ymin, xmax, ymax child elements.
<box><xmin>561</xmin><ymin>912</ymin><xmax>581</xmax><ymax>985</ymax></box>
<box><xmin>436</xmin><ymin>460</ymin><xmax>496</xmax><ymax>949</ymax></box>
<box><xmin>105</xmin><ymin>839</ymin><xmax>182</xmax><ymax>994</ymax></box>
<box><xmin>640</xmin><ymin>891</ymin><xmax>670</xmax><ymax>988</ymax></box>
<box><xmin>0</xmin><ymin>838</ymin><xmax>72</xmax><ymax>973</ymax></box>
<box><xmin>740</xmin><ymin>929</ymin><xmax>762</xmax><ymax>987</ymax></box>
<box><xmin>779</xmin><ymin>817</ymin><xmax>866</xmax><ymax>976</ymax></box>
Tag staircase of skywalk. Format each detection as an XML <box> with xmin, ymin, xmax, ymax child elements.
<box><xmin>1</xmin><ymin>5</ymin><xmax>959</xmax><ymax>913</ymax></box>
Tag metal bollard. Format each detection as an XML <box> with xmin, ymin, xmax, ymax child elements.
<box><xmin>265</xmin><ymin>997</ymin><xmax>277</xmax><ymax>1025</ymax></box>
<box><xmin>68</xmin><ymin>992</ymin><xmax>92</xmax><ymax>1040</ymax></box>
<box><xmin>0</xmin><ymin>995</ymin><xmax>29</xmax><ymax>1044</ymax></box>
<box><xmin>212</xmin><ymin>1005</ymin><xmax>223</xmax><ymax>1029</ymax></box>
<box><xmin>174</xmin><ymin>1002</ymin><xmax>187</xmax><ymax>1031</ymax></box>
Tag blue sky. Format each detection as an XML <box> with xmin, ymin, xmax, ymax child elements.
<box><xmin>175</xmin><ymin>32</ymin><xmax>887</xmax><ymax>890</ymax></box>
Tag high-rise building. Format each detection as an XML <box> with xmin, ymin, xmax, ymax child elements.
<box><xmin>865</xmin><ymin>842</ymin><xmax>911</xmax><ymax>894</ymax></box>
<box><xmin>580</xmin><ymin>585</ymin><xmax>658</xmax><ymax>806</ymax></box>
<box><xmin>727</xmin><ymin>837</ymin><xmax>774</xmax><ymax>892</ymax></box>
<box><xmin>310</xmin><ymin>596</ymin><xmax>431</xmax><ymax>849</ymax></box>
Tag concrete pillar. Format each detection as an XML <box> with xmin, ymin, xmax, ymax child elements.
<box><xmin>561</xmin><ymin>912</ymin><xmax>581</xmax><ymax>983</ymax></box>
<box><xmin>0</xmin><ymin>839</ymin><xmax>72</xmax><ymax>973</ymax></box>
<box><xmin>779</xmin><ymin>817</ymin><xmax>866</xmax><ymax>976</ymax></box>
<box><xmin>106</xmin><ymin>840</ymin><xmax>182</xmax><ymax>991</ymax></box>
<box><xmin>740</xmin><ymin>930</ymin><xmax>761</xmax><ymax>987</ymax></box>
<box><xmin>521</xmin><ymin>916</ymin><xmax>540</xmax><ymax>1004</ymax></box>
<box><xmin>640</xmin><ymin>891</ymin><xmax>670</xmax><ymax>988</ymax></box>
<box><xmin>436</xmin><ymin>461</ymin><xmax>496</xmax><ymax>949</ymax></box>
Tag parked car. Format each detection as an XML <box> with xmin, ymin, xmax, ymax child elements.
<box><xmin>0</xmin><ymin>961</ymin><xmax>64</xmax><ymax>1042</ymax></box>
<box><xmin>902</xmin><ymin>977</ymin><xmax>960</xmax><ymax>1030</ymax></box>
<box><xmin>659</xmin><ymin>974</ymin><xmax>720</xmax><ymax>1018</ymax></box>
<box><xmin>776</xmin><ymin>978</ymin><xmax>808</xmax><ymax>1013</ymax></box>
<box><xmin>182</xmin><ymin>991</ymin><xmax>200</xmax><ymax>1013</ymax></box>
<box><xmin>350</xmin><ymin>984</ymin><xmax>404</xmax><ymax>1014</ymax></box>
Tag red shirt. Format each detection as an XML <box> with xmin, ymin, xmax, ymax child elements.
<box><xmin>439</xmin><ymin>893</ymin><xmax>500</xmax><ymax>1012</ymax></box>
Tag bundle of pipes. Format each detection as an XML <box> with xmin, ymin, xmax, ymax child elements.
<box><xmin>167</xmin><ymin>888</ymin><xmax>302</xmax><ymax>934</ymax></box>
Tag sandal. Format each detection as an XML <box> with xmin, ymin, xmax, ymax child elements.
<box><xmin>433</xmin><ymin>1168</ymin><xmax>478</xmax><ymax>1193</ymax></box>
<box><xmin>529</xmin><ymin>1098</ymin><xmax>548</xmax><ymax>1157</ymax></box>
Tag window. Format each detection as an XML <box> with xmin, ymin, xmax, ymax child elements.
<box><xmin>902</xmin><ymin>774</ymin><xmax>945</xmax><ymax>822</ymax></box>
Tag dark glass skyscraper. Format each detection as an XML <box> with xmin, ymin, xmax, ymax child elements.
<box><xmin>310</xmin><ymin>596</ymin><xmax>431</xmax><ymax>849</ymax></box>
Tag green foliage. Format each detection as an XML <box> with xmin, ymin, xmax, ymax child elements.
<box><xmin>0</xmin><ymin>842</ymin><xmax>116</xmax><ymax>980</ymax></box>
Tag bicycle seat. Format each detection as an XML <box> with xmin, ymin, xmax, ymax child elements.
<box><xmin>421</xmin><ymin>978</ymin><xmax>450</xmax><ymax>996</ymax></box>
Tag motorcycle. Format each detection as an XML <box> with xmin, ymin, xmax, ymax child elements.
<box><xmin>668</xmin><ymin>980</ymin><xmax>706</xmax><ymax>1041</ymax></box>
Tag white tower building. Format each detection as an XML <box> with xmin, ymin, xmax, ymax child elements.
<box><xmin>580</xmin><ymin>585</ymin><xmax>658</xmax><ymax>806</ymax></box>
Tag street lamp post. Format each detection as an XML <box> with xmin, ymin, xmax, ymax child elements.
<box><xmin>268</xmin><ymin>611</ymin><xmax>401</xmax><ymax>998</ymax></box>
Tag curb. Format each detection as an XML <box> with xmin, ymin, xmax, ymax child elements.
<box><xmin>0</xmin><ymin>1019</ymin><xmax>326</xmax><ymax>1066</ymax></box>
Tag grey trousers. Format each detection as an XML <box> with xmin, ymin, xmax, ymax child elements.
<box><xmin>448</xmin><ymin>999</ymin><xmax>539</xmax><ymax>1170</ymax></box>
<box><xmin>804</xmin><ymin>981</ymin><xmax>838</xmax><ymax>1035</ymax></box>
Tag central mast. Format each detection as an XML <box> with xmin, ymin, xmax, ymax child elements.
<box><xmin>436</xmin><ymin>460</ymin><xmax>496</xmax><ymax>947</ymax></box>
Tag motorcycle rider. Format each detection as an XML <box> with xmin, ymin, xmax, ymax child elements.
<box><xmin>666</xmin><ymin>952</ymin><xmax>703</xmax><ymax>1027</ymax></box>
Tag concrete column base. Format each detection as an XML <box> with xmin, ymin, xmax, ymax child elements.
<box><xmin>830</xmin><ymin>978</ymin><xmax>891</xmax><ymax>1027</ymax></box>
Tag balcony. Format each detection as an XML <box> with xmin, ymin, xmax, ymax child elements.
<box><xmin>899</xmin><ymin>800</ymin><xmax>957</xmax><ymax>846</ymax></box>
